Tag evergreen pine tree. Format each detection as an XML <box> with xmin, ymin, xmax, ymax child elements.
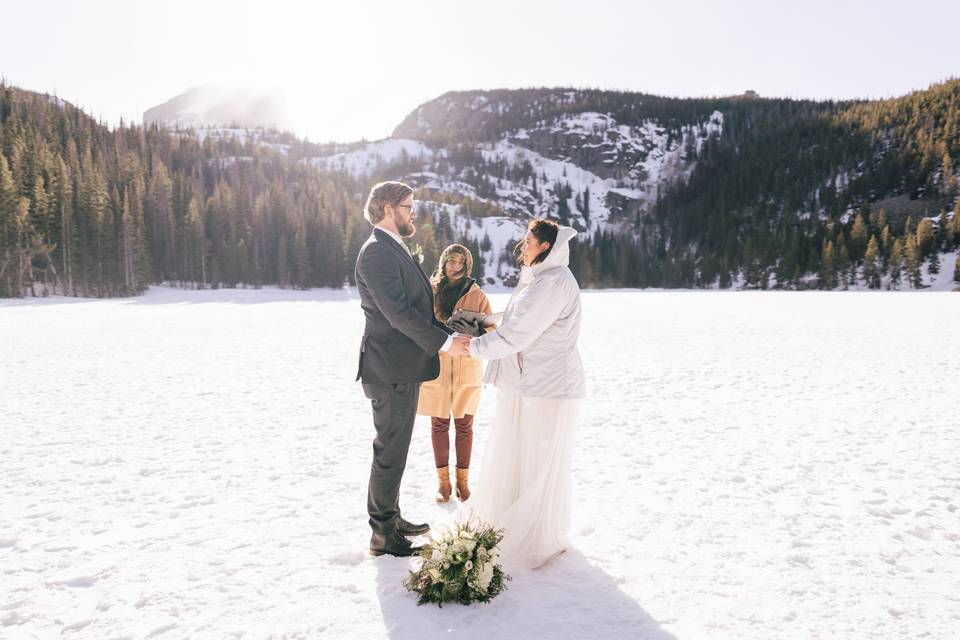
<box><xmin>880</xmin><ymin>224</ymin><xmax>892</xmax><ymax>264</ymax></box>
<box><xmin>556</xmin><ymin>189</ymin><xmax>571</xmax><ymax>225</ymax></box>
<box><xmin>834</xmin><ymin>236</ymin><xmax>851</xmax><ymax>289</ymax></box>
<box><xmin>183</xmin><ymin>195</ymin><xmax>205</xmax><ymax>287</ymax></box>
<box><xmin>12</xmin><ymin>197</ymin><xmax>32</xmax><ymax>296</ymax></box>
<box><xmin>849</xmin><ymin>213</ymin><xmax>868</xmax><ymax>262</ymax></box>
<box><xmin>874</xmin><ymin>209</ymin><xmax>888</xmax><ymax>240</ymax></box>
<box><xmin>904</xmin><ymin>234</ymin><xmax>922</xmax><ymax>288</ymax></box>
<box><xmin>928</xmin><ymin>249</ymin><xmax>941</xmax><ymax>276</ymax></box>
<box><xmin>949</xmin><ymin>200</ymin><xmax>960</xmax><ymax>249</ymax></box>
<box><xmin>819</xmin><ymin>239</ymin><xmax>835</xmax><ymax>289</ymax></box>
<box><xmin>936</xmin><ymin>209</ymin><xmax>948</xmax><ymax>252</ymax></box>
<box><xmin>863</xmin><ymin>235</ymin><xmax>881</xmax><ymax>289</ymax></box>
<box><xmin>941</xmin><ymin>151</ymin><xmax>957</xmax><ymax>196</ymax></box>
<box><xmin>0</xmin><ymin>156</ymin><xmax>18</xmax><ymax>296</ymax></box>
<box><xmin>888</xmin><ymin>238</ymin><xmax>904</xmax><ymax>290</ymax></box>
<box><xmin>916</xmin><ymin>218</ymin><xmax>935</xmax><ymax>257</ymax></box>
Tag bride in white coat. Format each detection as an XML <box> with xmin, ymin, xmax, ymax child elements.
<box><xmin>461</xmin><ymin>218</ymin><xmax>586</xmax><ymax>570</ymax></box>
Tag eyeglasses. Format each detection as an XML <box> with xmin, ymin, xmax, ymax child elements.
<box><xmin>396</xmin><ymin>204</ymin><xmax>414</xmax><ymax>211</ymax></box>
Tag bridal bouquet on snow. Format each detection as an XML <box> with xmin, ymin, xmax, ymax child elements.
<box><xmin>404</xmin><ymin>518</ymin><xmax>510</xmax><ymax>606</ymax></box>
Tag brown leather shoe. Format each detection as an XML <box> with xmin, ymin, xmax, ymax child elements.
<box><xmin>455</xmin><ymin>467</ymin><xmax>470</xmax><ymax>502</ymax></box>
<box><xmin>436</xmin><ymin>465</ymin><xmax>452</xmax><ymax>503</ymax></box>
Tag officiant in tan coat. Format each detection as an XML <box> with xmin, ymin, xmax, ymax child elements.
<box><xmin>417</xmin><ymin>244</ymin><xmax>493</xmax><ymax>503</ymax></box>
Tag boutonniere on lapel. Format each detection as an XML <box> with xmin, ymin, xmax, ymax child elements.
<box><xmin>409</xmin><ymin>244</ymin><xmax>425</xmax><ymax>265</ymax></box>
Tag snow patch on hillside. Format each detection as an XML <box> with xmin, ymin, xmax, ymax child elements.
<box><xmin>185</xmin><ymin>128</ymin><xmax>292</xmax><ymax>156</ymax></box>
<box><xmin>308</xmin><ymin>139</ymin><xmax>435</xmax><ymax>176</ymax></box>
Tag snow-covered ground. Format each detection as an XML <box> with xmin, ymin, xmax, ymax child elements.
<box><xmin>2</xmin><ymin>287</ymin><xmax>958</xmax><ymax>639</ymax></box>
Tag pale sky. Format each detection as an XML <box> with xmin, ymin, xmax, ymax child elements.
<box><xmin>2</xmin><ymin>0</ymin><xmax>957</xmax><ymax>142</ymax></box>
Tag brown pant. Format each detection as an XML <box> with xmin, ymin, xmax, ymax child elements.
<box><xmin>431</xmin><ymin>414</ymin><xmax>474</xmax><ymax>469</ymax></box>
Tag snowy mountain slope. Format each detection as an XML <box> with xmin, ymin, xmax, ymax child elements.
<box><xmin>301</xmin><ymin>108</ymin><xmax>724</xmax><ymax>285</ymax></box>
<box><xmin>186</xmin><ymin>127</ymin><xmax>294</xmax><ymax>158</ymax></box>
<box><xmin>307</xmin><ymin>138</ymin><xmax>434</xmax><ymax>175</ymax></box>
<box><xmin>144</xmin><ymin>85</ymin><xmax>292</xmax><ymax>131</ymax></box>
<box><xmin>153</xmin><ymin>84</ymin><xmax>957</xmax><ymax>291</ymax></box>
<box><xmin>509</xmin><ymin>110</ymin><xmax>723</xmax><ymax>183</ymax></box>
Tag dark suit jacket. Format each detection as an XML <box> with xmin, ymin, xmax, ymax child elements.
<box><xmin>355</xmin><ymin>228</ymin><xmax>453</xmax><ymax>384</ymax></box>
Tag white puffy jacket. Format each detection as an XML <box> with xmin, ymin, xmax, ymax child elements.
<box><xmin>470</xmin><ymin>226</ymin><xmax>586</xmax><ymax>400</ymax></box>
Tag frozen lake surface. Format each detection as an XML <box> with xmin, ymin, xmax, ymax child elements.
<box><xmin>2</xmin><ymin>287</ymin><xmax>958</xmax><ymax>639</ymax></box>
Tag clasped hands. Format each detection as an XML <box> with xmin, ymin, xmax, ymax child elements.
<box><xmin>445</xmin><ymin>333</ymin><xmax>473</xmax><ymax>357</ymax></box>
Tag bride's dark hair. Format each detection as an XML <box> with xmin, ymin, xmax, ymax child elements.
<box><xmin>514</xmin><ymin>218</ymin><xmax>559</xmax><ymax>267</ymax></box>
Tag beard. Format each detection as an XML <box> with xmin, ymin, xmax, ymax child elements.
<box><xmin>399</xmin><ymin>221</ymin><xmax>416</xmax><ymax>237</ymax></box>
<box><xmin>393</xmin><ymin>211</ymin><xmax>416</xmax><ymax>238</ymax></box>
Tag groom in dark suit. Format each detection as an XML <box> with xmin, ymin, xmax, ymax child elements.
<box><xmin>355</xmin><ymin>181</ymin><xmax>470</xmax><ymax>557</ymax></box>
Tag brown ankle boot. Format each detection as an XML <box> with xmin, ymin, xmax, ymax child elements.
<box><xmin>455</xmin><ymin>467</ymin><xmax>470</xmax><ymax>502</ymax></box>
<box><xmin>436</xmin><ymin>466</ymin><xmax>452</xmax><ymax>503</ymax></box>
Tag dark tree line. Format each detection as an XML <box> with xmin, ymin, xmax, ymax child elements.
<box><xmin>633</xmin><ymin>79</ymin><xmax>960</xmax><ymax>288</ymax></box>
<box><xmin>0</xmin><ymin>83</ymin><xmax>377</xmax><ymax>298</ymax></box>
<box><xmin>4</xmin><ymin>79</ymin><xmax>960</xmax><ymax>298</ymax></box>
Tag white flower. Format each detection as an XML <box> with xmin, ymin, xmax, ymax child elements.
<box><xmin>478</xmin><ymin>562</ymin><xmax>494</xmax><ymax>592</ymax></box>
<box><xmin>464</xmin><ymin>560</ymin><xmax>473</xmax><ymax>571</ymax></box>
<box><xmin>454</xmin><ymin>538</ymin><xmax>476</xmax><ymax>555</ymax></box>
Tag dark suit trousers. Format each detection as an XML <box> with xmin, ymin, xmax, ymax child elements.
<box><xmin>363</xmin><ymin>381</ymin><xmax>421</xmax><ymax>536</ymax></box>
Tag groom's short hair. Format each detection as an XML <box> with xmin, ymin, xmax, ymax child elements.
<box><xmin>364</xmin><ymin>181</ymin><xmax>413</xmax><ymax>225</ymax></box>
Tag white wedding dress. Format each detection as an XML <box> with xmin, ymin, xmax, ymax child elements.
<box><xmin>460</xmin><ymin>225</ymin><xmax>585</xmax><ymax>571</ymax></box>
<box><xmin>468</xmin><ymin>388</ymin><xmax>580</xmax><ymax>570</ymax></box>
